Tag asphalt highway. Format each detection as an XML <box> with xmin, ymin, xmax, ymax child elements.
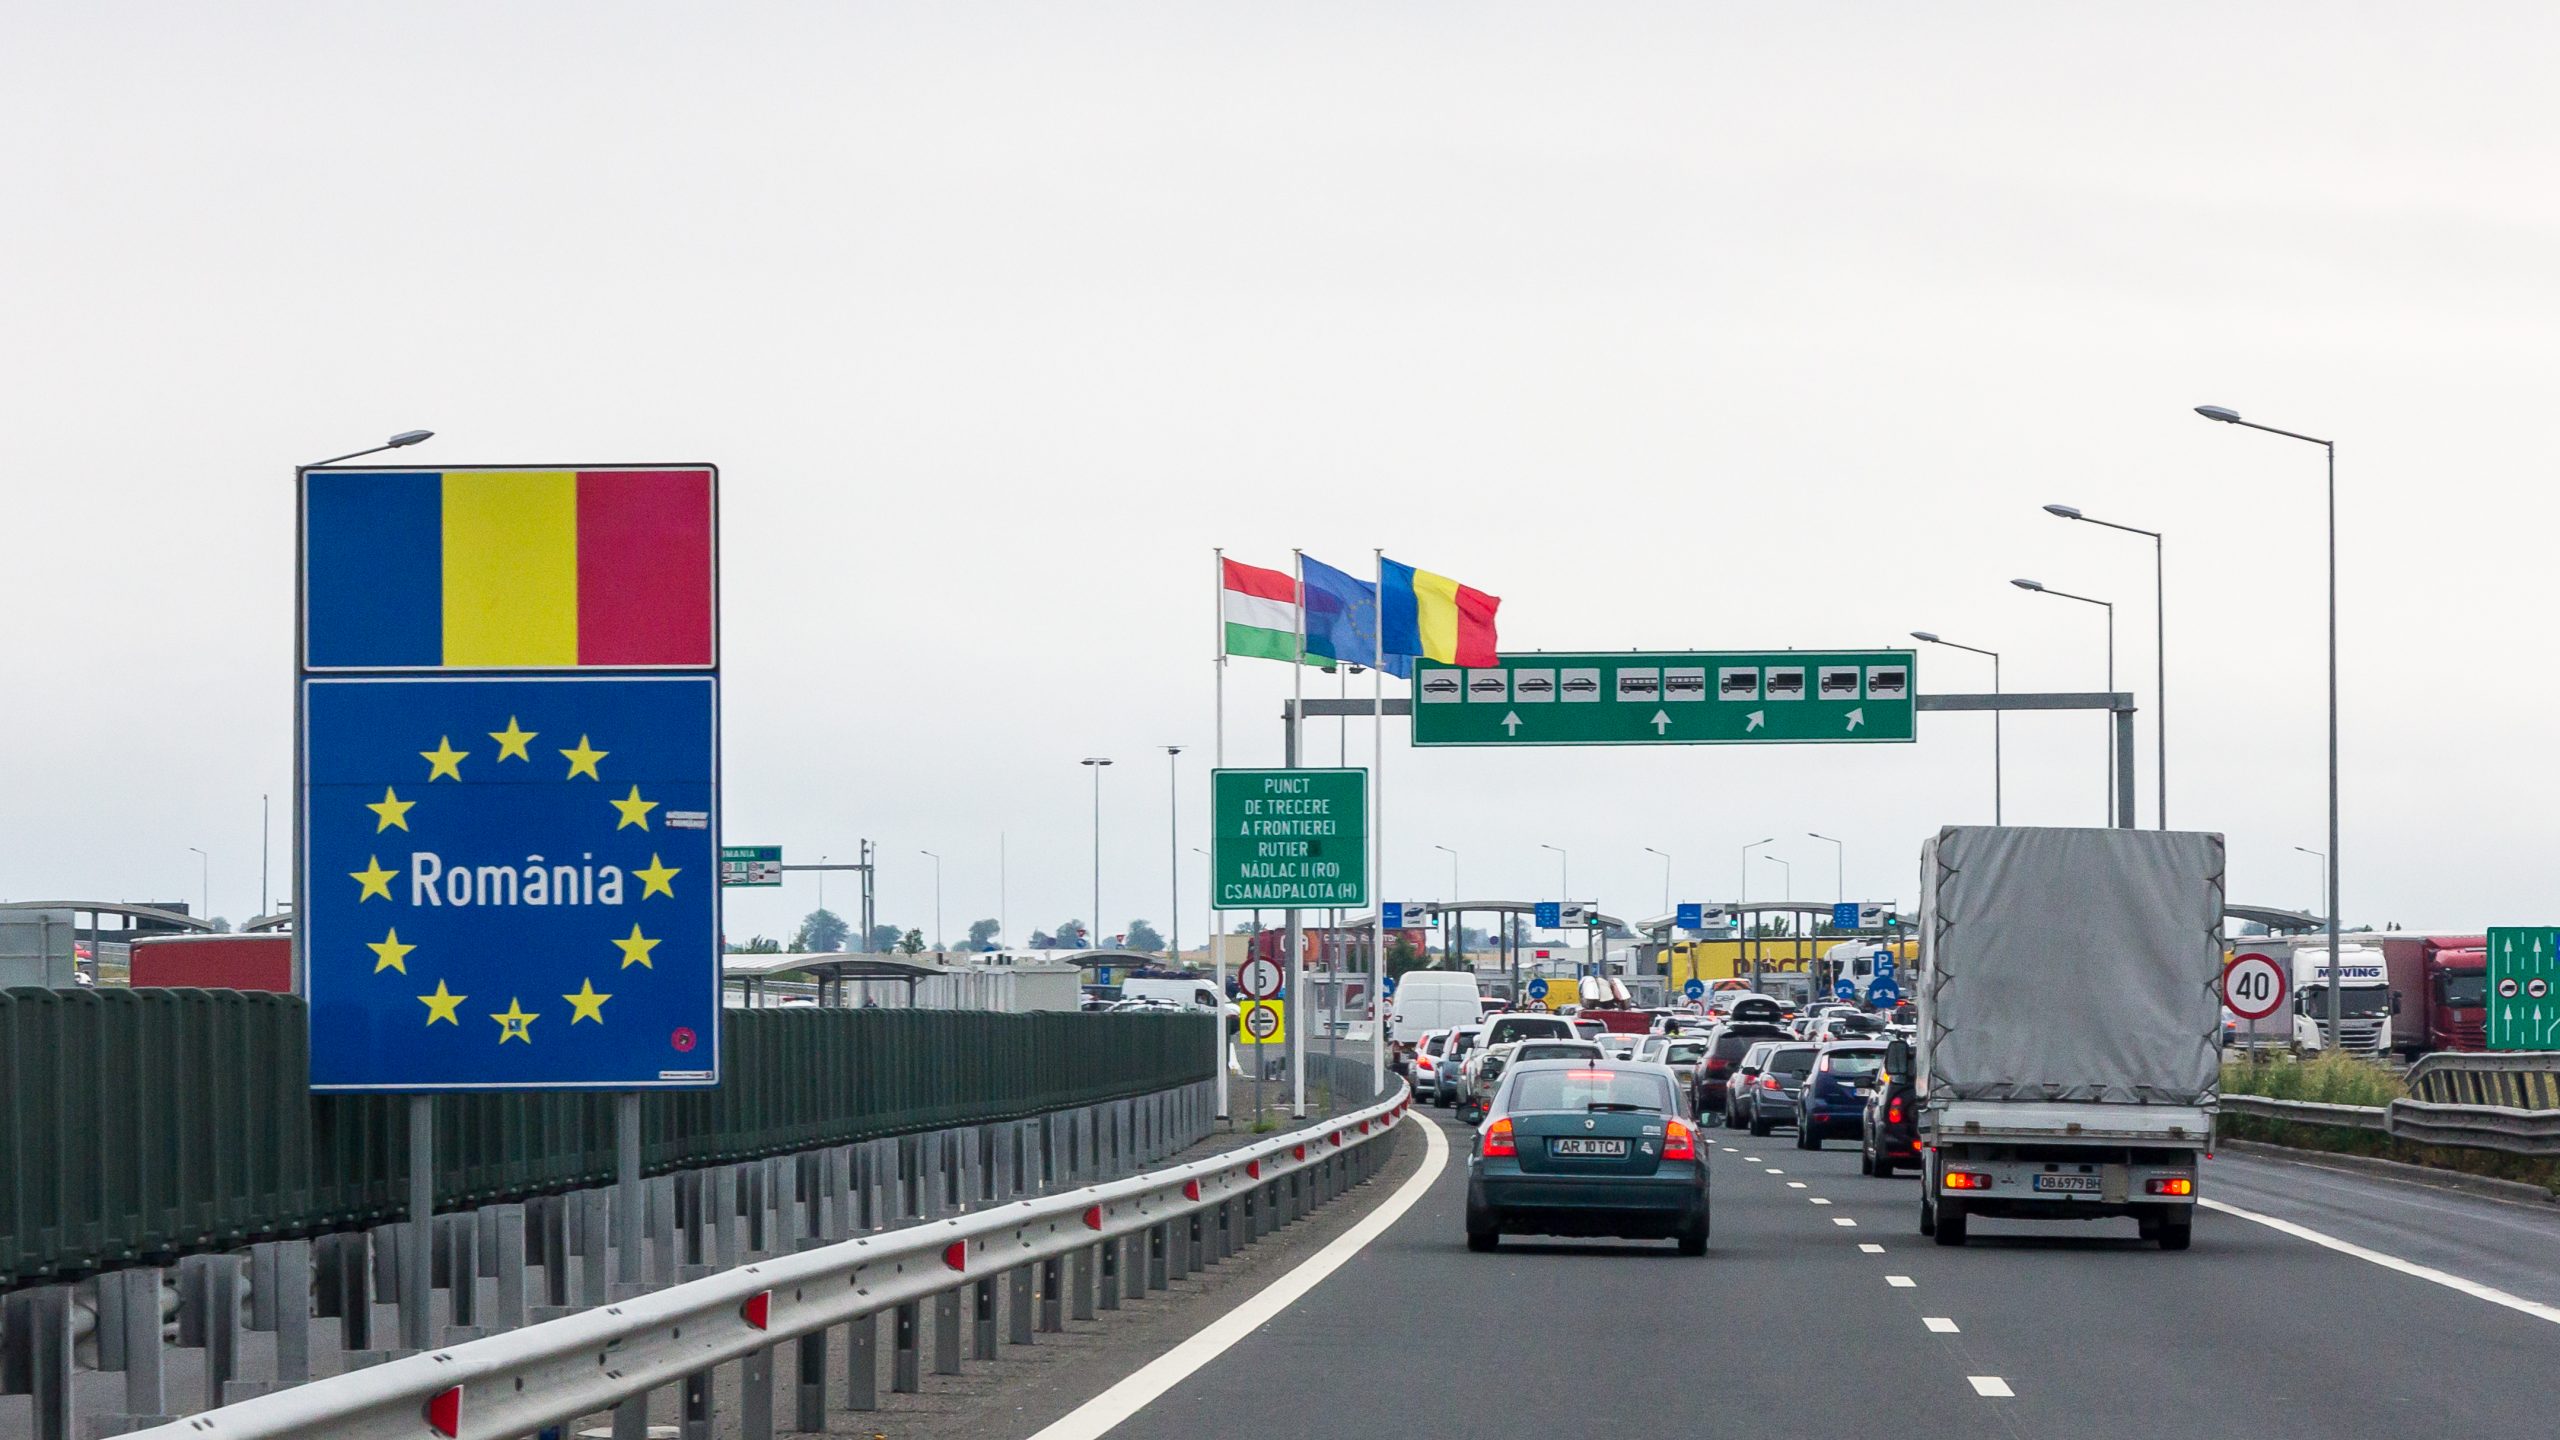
<box><xmin>1096</xmin><ymin>1109</ymin><xmax>2560</xmax><ymax>1440</ymax></box>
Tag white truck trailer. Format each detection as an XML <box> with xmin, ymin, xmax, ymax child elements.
<box><xmin>1913</xmin><ymin>826</ymin><xmax>2223</xmax><ymax>1250</ymax></box>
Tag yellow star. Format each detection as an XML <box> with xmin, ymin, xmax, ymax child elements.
<box><xmin>634</xmin><ymin>853</ymin><xmax>680</xmax><ymax>899</ymax></box>
<box><xmin>563</xmin><ymin>978</ymin><xmax>612</xmax><ymax>1024</ymax></box>
<box><xmin>609</xmin><ymin>784</ymin><xmax>657</xmax><ymax>831</ymax></box>
<box><xmin>420</xmin><ymin>736</ymin><xmax>468</xmax><ymax>781</ymax></box>
<box><xmin>489</xmin><ymin>716</ymin><xmax>537</xmax><ymax>762</ymax></box>
<box><xmin>559</xmin><ymin>734</ymin><xmax>608</xmax><ymax>781</ymax></box>
<box><xmin>368</xmin><ymin>927</ymin><xmax>416</xmax><ymax>974</ymax></box>
<box><xmin>418</xmin><ymin>980</ymin><xmax>465</xmax><ymax>1026</ymax></box>
<box><xmin>350</xmin><ymin>855</ymin><xmax>396</xmax><ymax>902</ymax></box>
<box><xmin>367</xmin><ymin>786</ymin><xmax>416</xmax><ymax>833</ymax></box>
<box><xmin>612</xmin><ymin>923</ymin><xmax>660</xmax><ymax>969</ymax></box>
<box><xmin>491</xmin><ymin>998</ymin><xmax>538</xmax><ymax>1044</ymax></box>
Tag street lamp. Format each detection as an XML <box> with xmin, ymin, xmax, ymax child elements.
<box><xmin>306</xmin><ymin>429</ymin><xmax>434</xmax><ymax>467</ymax></box>
<box><xmin>2293</xmin><ymin>846</ymin><xmax>2328</xmax><ymax>919</ymax></box>
<box><xmin>919</xmin><ymin>851</ymin><xmax>942</xmax><ymax>952</ymax></box>
<box><xmin>1643</xmin><ymin>847</ymin><xmax>1672</xmax><ymax>913</ymax></box>
<box><xmin>2045</xmin><ymin>503</ymin><xmax>2168</xmax><ymax>828</ymax></box>
<box><xmin>1910</xmin><ymin>631</ymin><xmax>2003</xmax><ymax>823</ymax></box>
<box><xmin>1806</xmin><ymin>833</ymin><xmax>1843</xmax><ymax>907</ymax></box>
<box><xmin>1081</xmin><ymin>758</ymin><xmax>1112</xmax><ymax>950</ymax></box>
<box><xmin>1538</xmin><ymin>845</ymin><xmax>1568</xmax><ymax>904</ymax></box>
<box><xmin>1762</xmin><ymin>854</ymin><xmax>1792</xmax><ymax>901</ymax></box>
<box><xmin>2013</xmin><ymin>577</ymin><xmax>2117</xmax><ymax>824</ymax></box>
<box><xmin>1164</xmin><ymin>746</ymin><xmax>1183</xmax><ymax>960</ymax></box>
<box><xmin>187</xmin><ymin>846</ymin><xmax>209</xmax><ymax>926</ymax></box>
<box><xmin>2200</xmin><ymin>403</ymin><xmax>2341</xmax><ymax>1050</ymax></box>
<box><xmin>1741</xmin><ymin>837</ymin><xmax>1774</xmax><ymax>902</ymax></box>
<box><xmin>1433</xmin><ymin>844</ymin><xmax>1458</xmax><ymax>898</ymax></box>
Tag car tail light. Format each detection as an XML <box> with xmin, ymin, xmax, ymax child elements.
<box><xmin>1760</xmin><ymin>1074</ymin><xmax>1781</xmax><ymax>1091</ymax></box>
<box><xmin>1482</xmin><ymin>1118</ymin><xmax>1516</xmax><ymax>1157</ymax></box>
<box><xmin>1943</xmin><ymin>1170</ymin><xmax>1993</xmax><ymax>1191</ymax></box>
<box><xmin>1705</xmin><ymin>1056</ymin><xmax>1730</xmax><ymax>1072</ymax></box>
<box><xmin>1663</xmin><ymin>1120</ymin><xmax>1696</xmax><ymax>1161</ymax></box>
<box><xmin>1887</xmin><ymin>1097</ymin><xmax>1904</xmax><ymax>1124</ymax></box>
<box><xmin>2147</xmin><ymin>1176</ymin><xmax>2194</xmax><ymax>1197</ymax></box>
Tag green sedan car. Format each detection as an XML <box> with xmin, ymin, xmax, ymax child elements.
<box><xmin>1464</xmin><ymin>1059</ymin><xmax>1710</xmax><ymax>1255</ymax></box>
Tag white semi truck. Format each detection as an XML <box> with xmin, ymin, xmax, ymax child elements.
<box><xmin>1913</xmin><ymin>826</ymin><xmax>2223</xmax><ymax>1251</ymax></box>
<box><xmin>2290</xmin><ymin>944</ymin><xmax>2395</xmax><ymax>1055</ymax></box>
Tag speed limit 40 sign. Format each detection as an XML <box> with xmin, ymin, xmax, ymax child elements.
<box><xmin>2223</xmin><ymin>952</ymin><xmax>2288</xmax><ymax>1021</ymax></box>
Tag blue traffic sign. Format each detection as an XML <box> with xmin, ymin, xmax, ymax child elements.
<box><xmin>1528</xmin><ymin>977</ymin><xmax>1550</xmax><ymax>1000</ymax></box>
<box><xmin>1832</xmin><ymin>902</ymin><xmax>1861</xmax><ymax>931</ymax></box>
<box><xmin>1097</xmin><ymin>966</ymin><xmax>1113</xmax><ymax>985</ymax></box>
<box><xmin>1683</xmin><ymin>978</ymin><xmax>1706</xmax><ymax>1001</ymax></box>
<box><xmin>1834</xmin><ymin>979</ymin><xmax>1858</xmax><ymax>1002</ymax></box>
<box><xmin>303</xmin><ymin>675</ymin><xmax>721</xmax><ymax>1091</ymax></box>
<box><xmin>1867</xmin><ymin>979</ymin><xmax>1903</xmax><ymax>1008</ymax></box>
<box><xmin>1381</xmin><ymin>902</ymin><xmax>1404</xmax><ymax>929</ymax></box>
<box><xmin>1872</xmin><ymin>955</ymin><xmax>1897</xmax><ymax>981</ymax></box>
<box><xmin>1675</xmin><ymin>902</ymin><xmax>1703</xmax><ymax>929</ymax></box>
<box><xmin>1535</xmin><ymin>902</ymin><xmax>1561</xmax><ymax>928</ymax></box>
<box><xmin>1381</xmin><ymin>973</ymin><xmax>1398</xmax><ymax>997</ymax></box>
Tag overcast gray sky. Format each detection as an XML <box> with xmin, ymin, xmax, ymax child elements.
<box><xmin>7</xmin><ymin>3</ymin><xmax>2555</xmax><ymax>944</ymax></box>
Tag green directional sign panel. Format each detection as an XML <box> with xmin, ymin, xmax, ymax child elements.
<box><xmin>720</xmin><ymin>845</ymin><xmax>783</xmax><ymax>888</ymax></box>
<box><xmin>2487</xmin><ymin>926</ymin><xmax>2560</xmax><ymax>1050</ymax></box>
<box><xmin>1212</xmin><ymin>768</ymin><xmax>1369</xmax><ymax>910</ymax></box>
<box><xmin>1410</xmin><ymin>650</ymin><xmax>1917</xmax><ymax>747</ymax></box>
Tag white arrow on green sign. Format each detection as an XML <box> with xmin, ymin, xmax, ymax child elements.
<box><xmin>1411</xmin><ymin>650</ymin><xmax>1917</xmax><ymax>747</ymax></box>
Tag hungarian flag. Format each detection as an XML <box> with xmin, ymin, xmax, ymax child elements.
<box><xmin>1220</xmin><ymin>557</ymin><xmax>1300</xmax><ymax>662</ymax></box>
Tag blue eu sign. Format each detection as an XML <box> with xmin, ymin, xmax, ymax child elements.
<box><xmin>1832</xmin><ymin>902</ymin><xmax>1862</xmax><ymax>931</ymax></box>
<box><xmin>302</xmin><ymin>675</ymin><xmax>720</xmax><ymax>1091</ymax></box>
<box><xmin>1535</xmin><ymin>902</ymin><xmax>1561</xmax><ymax>929</ymax></box>
<box><xmin>1381</xmin><ymin>902</ymin><xmax>1404</xmax><ymax>929</ymax></box>
<box><xmin>1675</xmin><ymin>903</ymin><xmax>1703</xmax><ymax>930</ymax></box>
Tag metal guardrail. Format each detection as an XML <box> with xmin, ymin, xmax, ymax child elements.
<box><xmin>2405</xmin><ymin>1051</ymin><xmax>2560</xmax><ymax>1109</ymax></box>
<box><xmin>2386</xmin><ymin>1099</ymin><xmax>2560</xmax><ymax>1154</ymax></box>
<box><xmin>2226</xmin><ymin>1053</ymin><xmax>2560</xmax><ymax>1156</ymax></box>
<box><xmin>2219</xmin><ymin>1094</ymin><xmax>2388</xmax><ymax>1132</ymax></box>
<box><xmin>129</xmin><ymin>1084</ymin><xmax>1414</xmax><ymax>1440</ymax></box>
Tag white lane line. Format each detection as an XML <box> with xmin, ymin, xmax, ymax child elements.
<box><xmin>1722</xmin><ymin>1146</ymin><xmax>1739</xmax><ymax>1153</ymax></box>
<box><xmin>1787</xmin><ymin>1181</ymin><xmax>1807</xmax><ymax>1189</ymax></box>
<box><xmin>1765</xmin><ymin>1167</ymin><xmax>1784</xmax><ymax>1175</ymax></box>
<box><xmin>1924</xmin><ymin>1316</ymin><xmax>1959</xmax><ymax>1333</ymax></box>
<box><xmin>1026</xmin><ymin>1112</ymin><xmax>1451</xmax><ymax>1440</ymax></box>
<box><xmin>1743</xmin><ymin>1156</ymin><xmax>1762</xmax><ymax>1162</ymax></box>
<box><xmin>1887</xmin><ymin>1275</ymin><xmax>1915</xmax><ymax>1287</ymax></box>
<box><xmin>2201</xmin><ymin>1197</ymin><xmax>2560</xmax><ymax>1328</ymax></box>
<box><xmin>1832</xmin><ymin>1217</ymin><xmax>1859</xmax><ymax>1227</ymax></box>
<box><xmin>1969</xmin><ymin>1376</ymin><xmax>2013</xmax><ymax>1398</ymax></box>
<box><xmin>1809</xmin><ymin>1198</ymin><xmax>1832</xmax><ymax>1206</ymax></box>
<box><xmin>1859</xmin><ymin>1243</ymin><xmax>1886</xmax><ymax>1254</ymax></box>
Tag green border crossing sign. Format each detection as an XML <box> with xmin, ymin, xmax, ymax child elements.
<box><xmin>1212</xmin><ymin>768</ymin><xmax>1368</xmax><ymax>910</ymax></box>
<box><xmin>2488</xmin><ymin>926</ymin><xmax>2560</xmax><ymax>1050</ymax></box>
<box><xmin>1411</xmin><ymin>650</ymin><xmax>1916</xmax><ymax>746</ymax></box>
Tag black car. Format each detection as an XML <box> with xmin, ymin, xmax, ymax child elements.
<box><xmin>1861</xmin><ymin>1037</ymin><xmax>1920</xmax><ymax>1175</ymax></box>
<box><xmin>1693</xmin><ymin>1021</ymin><xmax>1789</xmax><ymax>1116</ymax></box>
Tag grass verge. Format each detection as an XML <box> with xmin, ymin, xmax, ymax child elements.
<box><xmin>2222</xmin><ymin>1053</ymin><xmax>2560</xmax><ymax>1194</ymax></box>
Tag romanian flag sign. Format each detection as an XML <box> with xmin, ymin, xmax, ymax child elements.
<box><xmin>302</xmin><ymin>466</ymin><xmax>717</xmax><ymax>671</ymax></box>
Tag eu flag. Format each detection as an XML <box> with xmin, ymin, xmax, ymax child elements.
<box><xmin>1299</xmin><ymin>556</ymin><xmax>1412</xmax><ymax>678</ymax></box>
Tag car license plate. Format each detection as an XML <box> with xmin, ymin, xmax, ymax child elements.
<box><xmin>1550</xmin><ymin>1137</ymin><xmax>1628</xmax><ymax>1157</ymax></box>
<box><xmin>2033</xmin><ymin>1174</ymin><xmax>2101</xmax><ymax>1193</ymax></box>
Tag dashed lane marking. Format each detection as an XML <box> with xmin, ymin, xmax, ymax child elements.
<box><xmin>1969</xmin><ymin>1376</ymin><xmax>2013</xmax><ymax>1398</ymax></box>
<box><xmin>1887</xmin><ymin>1275</ymin><xmax>1915</xmax><ymax>1287</ymax></box>
<box><xmin>1833</xmin><ymin>1217</ymin><xmax>1858</xmax><ymax>1226</ymax></box>
<box><xmin>1924</xmin><ymin>1317</ymin><xmax>1960</xmax><ymax>1333</ymax></box>
<box><xmin>1858</xmin><ymin>1243</ymin><xmax>1885</xmax><ymax>1254</ymax></box>
<box><xmin>1809</xmin><ymin>1198</ymin><xmax>1832</xmax><ymax>1205</ymax></box>
<box><xmin>1787</xmin><ymin>1181</ymin><xmax>1807</xmax><ymax>1189</ymax></box>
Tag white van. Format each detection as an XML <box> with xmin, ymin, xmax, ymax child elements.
<box><xmin>1119</xmin><ymin>976</ymin><xmax>1237</xmax><ymax>1019</ymax></box>
<box><xmin>1387</xmin><ymin>971</ymin><xmax>1483</xmax><ymax>1046</ymax></box>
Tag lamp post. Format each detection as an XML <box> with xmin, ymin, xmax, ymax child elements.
<box><xmin>1081</xmin><ymin>758</ymin><xmax>1112</xmax><ymax>950</ymax></box>
<box><xmin>919</xmin><ymin>851</ymin><xmax>942</xmax><ymax>952</ymax></box>
<box><xmin>2045</xmin><ymin>503</ymin><xmax>2167</xmax><ymax>827</ymax></box>
<box><xmin>1762</xmin><ymin>854</ymin><xmax>1791</xmax><ymax>901</ymax></box>
<box><xmin>2012</xmin><ymin>578</ymin><xmax>2116</xmax><ymax>824</ymax></box>
<box><xmin>1164</xmin><ymin>746</ymin><xmax>1183</xmax><ymax>960</ymax></box>
<box><xmin>1910</xmin><ymin>631</ymin><xmax>2002</xmax><ymax>823</ymax></box>
<box><xmin>1433</xmin><ymin>844</ymin><xmax>1458</xmax><ymax>898</ymax></box>
<box><xmin>1741</xmin><ymin>837</ymin><xmax>1774</xmax><ymax>902</ymax></box>
<box><xmin>187</xmin><ymin>847</ymin><xmax>209</xmax><ymax>926</ymax></box>
<box><xmin>305</xmin><ymin>429</ymin><xmax>434</xmax><ymax>467</ymax></box>
<box><xmin>1643</xmin><ymin>847</ymin><xmax>1672</xmax><ymax>914</ymax></box>
<box><xmin>2294</xmin><ymin>846</ymin><xmax>2327</xmax><ymax>919</ymax></box>
<box><xmin>1539</xmin><ymin>844</ymin><xmax>1567</xmax><ymax>903</ymax></box>
<box><xmin>1806</xmin><ymin>833</ymin><xmax>1843</xmax><ymax>907</ymax></box>
<box><xmin>2199</xmin><ymin>402</ymin><xmax>2341</xmax><ymax>1048</ymax></box>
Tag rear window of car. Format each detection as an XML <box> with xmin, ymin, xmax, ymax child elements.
<box><xmin>1506</xmin><ymin>1068</ymin><xmax>1675</xmax><ymax>1115</ymax></box>
<box><xmin>1824</xmin><ymin>1049</ymin><xmax>1885</xmax><ymax>1076</ymax></box>
<box><xmin>1515</xmin><ymin>1042</ymin><xmax>1599</xmax><ymax>1062</ymax></box>
<box><xmin>1766</xmin><ymin>1048</ymin><xmax>1816</xmax><ymax>1076</ymax></box>
<box><xmin>1423</xmin><ymin>1032</ymin><xmax>1448</xmax><ymax>1056</ymax></box>
<box><xmin>1712</xmin><ymin>1028</ymin><xmax>1783</xmax><ymax>1061</ymax></box>
<box><xmin>1664</xmin><ymin>1041</ymin><xmax>1707</xmax><ymax>1064</ymax></box>
<box><xmin>1486</xmin><ymin>1016</ymin><xmax>1576</xmax><ymax>1046</ymax></box>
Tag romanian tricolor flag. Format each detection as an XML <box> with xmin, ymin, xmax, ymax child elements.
<box><xmin>303</xmin><ymin>467</ymin><xmax>716</xmax><ymax>670</ymax></box>
<box><xmin>1381</xmin><ymin>557</ymin><xmax>1500</xmax><ymax>668</ymax></box>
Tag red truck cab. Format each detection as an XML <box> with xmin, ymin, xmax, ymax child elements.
<box><xmin>127</xmin><ymin>933</ymin><xmax>294</xmax><ymax>992</ymax></box>
<box><xmin>2379</xmin><ymin>934</ymin><xmax>2486</xmax><ymax>1058</ymax></box>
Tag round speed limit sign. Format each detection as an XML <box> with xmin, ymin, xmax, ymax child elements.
<box><xmin>2223</xmin><ymin>952</ymin><xmax>2288</xmax><ymax>1021</ymax></box>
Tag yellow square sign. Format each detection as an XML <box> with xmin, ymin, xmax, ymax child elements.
<box><xmin>1238</xmin><ymin>999</ymin><xmax>1287</xmax><ymax>1046</ymax></box>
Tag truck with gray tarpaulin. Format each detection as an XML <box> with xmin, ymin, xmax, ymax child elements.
<box><xmin>1912</xmin><ymin>826</ymin><xmax>2223</xmax><ymax>1250</ymax></box>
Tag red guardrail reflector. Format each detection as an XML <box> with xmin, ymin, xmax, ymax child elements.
<box><xmin>1359</xmin><ymin>1120</ymin><xmax>1371</xmax><ymax>1134</ymax></box>
<box><xmin>425</xmin><ymin>1385</ymin><xmax>463</xmax><ymax>1438</ymax></box>
<box><xmin>1293</xmin><ymin>1144</ymin><xmax>1307</xmax><ymax>1161</ymax></box>
<box><xmin>1082</xmin><ymin>1205</ymin><xmax>1103</xmax><ymax>1230</ymax></box>
<box><xmin>1183</xmin><ymin>1179</ymin><xmax>1201</xmax><ymax>1200</ymax></box>
<box><xmin>943</xmin><ymin>1241</ymin><xmax>968</xmax><ymax>1272</ymax></box>
<box><xmin>741</xmin><ymin>1291</ymin><xmax>770</xmax><ymax>1330</ymax></box>
<box><xmin>1246</xmin><ymin>1159</ymin><xmax>1262</xmax><ymax>1179</ymax></box>
<box><xmin>1330</xmin><ymin>1131</ymin><xmax>1342</xmax><ymax>1146</ymax></box>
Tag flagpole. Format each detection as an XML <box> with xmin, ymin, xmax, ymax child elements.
<box><xmin>1288</xmin><ymin>548</ymin><xmax>1306</xmax><ymax>1119</ymax></box>
<box><xmin>1211</xmin><ymin>547</ymin><xmax>1229</xmax><ymax>1123</ymax></box>
<box><xmin>1372</xmin><ymin>546</ymin><xmax>1387</xmax><ymax>1097</ymax></box>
